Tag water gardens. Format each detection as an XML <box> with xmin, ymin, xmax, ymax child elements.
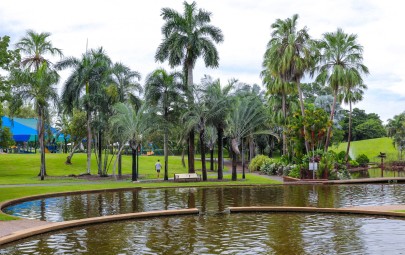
<box><xmin>1</xmin><ymin>1</ymin><xmax>405</xmax><ymax>254</ymax></box>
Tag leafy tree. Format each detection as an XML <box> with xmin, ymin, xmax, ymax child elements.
<box><xmin>387</xmin><ymin>112</ymin><xmax>405</xmax><ymax>160</ymax></box>
<box><xmin>203</xmin><ymin>76</ymin><xmax>235</xmax><ymax>179</ymax></box>
<box><xmin>227</xmin><ymin>97</ymin><xmax>267</xmax><ymax>181</ymax></box>
<box><xmin>145</xmin><ymin>68</ymin><xmax>183</xmax><ymax>180</ymax></box>
<box><xmin>301</xmin><ymin>82</ymin><xmax>332</xmax><ymax>104</ymax></box>
<box><xmin>354</xmin><ymin>119</ymin><xmax>386</xmax><ymax>140</ymax></box>
<box><xmin>63</xmin><ymin>109</ymin><xmax>87</xmax><ymax>164</ymax></box>
<box><xmin>16</xmin><ymin>30</ymin><xmax>62</xmax><ymax>71</ymax></box>
<box><xmin>339</xmin><ymin>82</ymin><xmax>367</xmax><ymax>162</ymax></box>
<box><xmin>264</xmin><ymin>14</ymin><xmax>315</xmax><ymax>154</ymax></box>
<box><xmin>11</xmin><ymin>62</ymin><xmax>59</xmax><ymax>180</ymax></box>
<box><xmin>56</xmin><ymin>48</ymin><xmax>112</xmax><ymax>175</ymax></box>
<box><xmin>156</xmin><ymin>1</ymin><xmax>224</xmax><ymax>173</ymax></box>
<box><xmin>316</xmin><ymin>28</ymin><xmax>369</xmax><ymax>151</ymax></box>
<box><xmin>110</xmin><ymin>103</ymin><xmax>150</xmax><ymax>180</ymax></box>
<box><xmin>0</xmin><ymin>35</ymin><xmax>20</xmax><ymax>104</ymax></box>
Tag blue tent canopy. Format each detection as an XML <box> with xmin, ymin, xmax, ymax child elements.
<box><xmin>1</xmin><ymin>116</ymin><xmax>38</xmax><ymax>142</ymax></box>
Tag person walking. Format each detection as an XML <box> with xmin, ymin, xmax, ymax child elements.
<box><xmin>155</xmin><ymin>159</ymin><xmax>162</xmax><ymax>178</ymax></box>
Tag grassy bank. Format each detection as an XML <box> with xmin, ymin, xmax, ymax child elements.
<box><xmin>331</xmin><ymin>137</ymin><xmax>397</xmax><ymax>162</ymax></box>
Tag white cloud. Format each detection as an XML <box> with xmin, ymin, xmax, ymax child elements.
<box><xmin>1</xmin><ymin>0</ymin><xmax>404</xmax><ymax>121</ymax></box>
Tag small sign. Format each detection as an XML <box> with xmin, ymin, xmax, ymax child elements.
<box><xmin>309</xmin><ymin>162</ymin><xmax>318</xmax><ymax>171</ymax></box>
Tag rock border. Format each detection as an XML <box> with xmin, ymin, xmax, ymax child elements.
<box><xmin>0</xmin><ymin>208</ymin><xmax>199</xmax><ymax>246</ymax></box>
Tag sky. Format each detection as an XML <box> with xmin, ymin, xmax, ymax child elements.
<box><xmin>0</xmin><ymin>0</ymin><xmax>404</xmax><ymax>122</ymax></box>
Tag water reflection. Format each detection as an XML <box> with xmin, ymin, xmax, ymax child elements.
<box><xmin>2</xmin><ymin>213</ymin><xmax>405</xmax><ymax>255</ymax></box>
<box><xmin>4</xmin><ymin>184</ymin><xmax>405</xmax><ymax>222</ymax></box>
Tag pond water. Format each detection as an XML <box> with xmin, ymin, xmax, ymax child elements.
<box><xmin>3</xmin><ymin>184</ymin><xmax>405</xmax><ymax>254</ymax></box>
<box><xmin>1</xmin><ymin>213</ymin><xmax>405</xmax><ymax>254</ymax></box>
<box><xmin>4</xmin><ymin>184</ymin><xmax>405</xmax><ymax>222</ymax></box>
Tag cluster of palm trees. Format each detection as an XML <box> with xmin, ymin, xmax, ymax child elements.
<box><xmin>262</xmin><ymin>14</ymin><xmax>369</xmax><ymax>162</ymax></box>
<box><xmin>6</xmin><ymin>2</ymin><xmax>375</xmax><ymax>181</ymax></box>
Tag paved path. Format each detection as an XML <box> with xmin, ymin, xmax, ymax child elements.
<box><xmin>0</xmin><ymin>219</ymin><xmax>51</xmax><ymax>238</ymax></box>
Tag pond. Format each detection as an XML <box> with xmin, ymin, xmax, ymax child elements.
<box><xmin>2</xmin><ymin>184</ymin><xmax>405</xmax><ymax>254</ymax></box>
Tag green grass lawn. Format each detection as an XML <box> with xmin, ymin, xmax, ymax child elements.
<box><xmin>331</xmin><ymin>137</ymin><xmax>398</xmax><ymax>162</ymax></box>
<box><xmin>0</xmin><ymin>153</ymin><xmax>214</xmax><ymax>184</ymax></box>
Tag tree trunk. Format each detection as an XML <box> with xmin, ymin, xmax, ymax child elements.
<box><xmin>242</xmin><ymin>139</ymin><xmax>245</xmax><ymax>179</ymax></box>
<box><xmin>98</xmin><ymin>131</ymin><xmax>102</xmax><ymax>176</ymax></box>
<box><xmin>345</xmin><ymin>101</ymin><xmax>353</xmax><ymax>163</ymax></box>
<box><xmin>325</xmin><ymin>89</ymin><xmax>338</xmax><ymax>152</ymax></box>
<box><xmin>86</xmin><ymin>111</ymin><xmax>92</xmax><ymax>174</ymax></box>
<box><xmin>188</xmin><ymin>130</ymin><xmax>195</xmax><ymax>173</ymax></box>
<box><xmin>282</xmin><ymin>92</ymin><xmax>288</xmax><ymax>156</ymax></box>
<box><xmin>232</xmin><ymin>149</ymin><xmax>237</xmax><ymax>181</ymax></box>
<box><xmin>65</xmin><ymin>142</ymin><xmax>81</xmax><ymax>164</ymax></box>
<box><xmin>131</xmin><ymin>148</ymin><xmax>137</xmax><ymax>181</ymax></box>
<box><xmin>118</xmin><ymin>142</ymin><xmax>122</xmax><ymax>178</ymax></box>
<box><xmin>164</xmin><ymin>125</ymin><xmax>169</xmax><ymax>181</ymax></box>
<box><xmin>200</xmin><ymin>129</ymin><xmax>207</xmax><ymax>181</ymax></box>
<box><xmin>297</xmin><ymin>80</ymin><xmax>310</xmax><ymax>154</ymax></box>
<box><xmin>217</xmin><ymin>127</ymin><xmax>224</xmax><ymax>180</ymax></box>
<box><xmin>38</xmin><ymin>109</ymin><xmax>45</xmax><ymax>180</ymax></box>
<box><xmin>210</xmin><ymin>148</ymin><xmax>214</xmax><ymax>172</ymax></box>
<box><xmin>181</xmin><ymin>148</ymin><xmax>186</xmax><ymax>168</ymax></box>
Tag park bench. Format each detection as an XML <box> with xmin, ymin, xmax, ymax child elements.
<box><xmin>174</xmin><ymin>173</ymin><xmax>201</xmax><ymax>182</ymax></box>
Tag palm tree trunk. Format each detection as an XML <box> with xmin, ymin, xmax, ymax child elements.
<box><xmin>210</xmin><ymin>148</ymin><xmax>214</xmax><ymax>171</ymax></box>
<box><xmin>325</xmin><ymin>90</ymin><xmax>338</xmax><ymax>152</ymax></box>
<box><xmin>98</xmin><ymin>131</ymin><xmax>102</xmax><ymax>176</ymax></box>
<box><xmin>232</xmin><ymin>149</ymin><xmax>237</xmax><ymax>181</ymax></box>
<box><xmin>38</xmin><ymin>109</ymin><xmax>45</xmax><ymax>180</ymax></box>
<box><xmin>217</xmin><ymin>127</ymin><xmax>223</xmax><ymax>180</ymax></box>
<box><xmin>297</xmin><ymin>81</ymin><xmax>310</xmax><ymax>154</ymax></box>
<box><xmin>164</xmin><ymin>126</ymin><xmax>169</xmax><ymax>181</ymax></box>
<box><xmin>282</xmin><ymin>92</ymin><xmax>288</xmax><ymax>156</ymax></box>
<box><xmin>188</xmin><ymin>130</ymin><xmax>195</xmax><ymax>173</ymax></box>
<box><xmin>86</xmin><ymin>111</ymin><xmax>92</xmax><ymax>174</ymax></box>
<box><xmin>118</xmin><ymin>142</ymin><xmax>122</xmax><ymax>178</ymax></box>
<box><xmin>200</xmin><ymin>129</ymin><xmax>207</xmax><ymax>181</ymax></box>
<box><xmin>131</xmin><ymin>147</ymin><xmax>137</xmax><ymax>181</ymax></box>
<box><xmin>345</xmin><ymin>101</ymin><xmax>353</xmax><ymax>163</ymax></box>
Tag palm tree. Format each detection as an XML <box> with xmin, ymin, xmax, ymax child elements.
<box><xmin>111</xmin><ymin>62</ymin><xmax>142</xmax><ymax>108</ymax></box>
<box><xmin>145</xmin><ymin>68</ymin><xmax>183</xmax><ymax>181</ymax></box>
<box><xmin>203</xmin><ymin>76</ymin><xmax>235</xmax><ymax>180</ymax></box>
<box><xmin>16</xmin><ymin>30</ymin><xmax>63</xmax><ymax>70</ymax></box>
<box><xmin>227</xmin><ymin>97</ymin><xmax>267</xmax><ymax>181</ymax></box>
<box><xmin>204</xmin><ymin>125</ymin><xmax>217</xmax><ymax>172</ymax></box>
<box><xmin>156</xmin><ymin>1</ymin><xmax>224</xmax><ymax>173</ymax></box>
<box><xmin>265</xmin><ymin>14</ymin><xmax>315</xmax><ymax>154</ymax></box>
<box><xmin>316</xmin><ymin>28</ymin><xmax>369</xmax><ymax>151</ymax></box>
<box><xmin>11</xmin><ymin>62</ymin><xmax>59</xmax><ymax>180</ymax></box>
<box><xmin>56</xmin><ymin>48</ymin><xmax>112</xmax><ymax>175</ymax></box>
<box><xmin>339</xmin><ymin>82</ymin><xmax>367</xmax><ymax>163</ymax></box>
<box><xmin>110</xmin><ymin>103</ymin><xmax>149</xmax><ymax>181</ymax></box>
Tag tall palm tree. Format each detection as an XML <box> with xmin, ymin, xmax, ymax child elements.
<box><xmin>56</xmin><ymin>48</ymin><xmax>112</xmax><ymax>174</ymax></box>
<box><xmin>265</xmin><ymin>14</ymin><xmax>315</xmax><ymax>154</ymax></box>
<box><xmin>156</xmin><ymin>1</ymin><xmax>224</xmax><ymax>173</ymax></box>
<box><xmin>316</xmin><ymin>28</ymin><xmax>369</xmax><ymax>151</ymax></box>
<box><xmin>145</xmin><ymin>68</ymin><xmax>183</xmax><ymax>181</ymax></box>
<box><xmin>11</xmin><ymin>62</ymin><xmax>59</xmax><ymax>180</ymax></box>
<box><xmin>339</xmin><ymin>82</ymin><xmax>367</xmax><ymax>163</ymax></box>
<box><xmin>204</xmin><ymin>125</ymin><xmax>217</xmax><ymax>172</ymax></box>
<box><xmin>110</xmin><ymin>103</ymin><xmax>150</xmax><ymax>181</ymax></box>
<box><xmin>16</xmin><ymin>30</ymin><xmax>63</xmax><ymax>70</ymax></box>
<box><xmin>110</xmin><ymin>62</ymin><xmax>142</xmax><ymax>108</ymax></box>
<box><xmin>227</xmin><ymin>97</ymin><xmax>267</xmax><ymax>181</ymax></box>
<box><xmin>203</xmin><ymin>76</ymin><xmax>235</xmax><ymax>180</ymax></box>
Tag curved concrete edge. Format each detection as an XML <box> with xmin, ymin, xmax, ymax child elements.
<box><xmin>228</xmin><ymin>206</ymin><xmax>405</xmax><ymax>218</ymax></box>
<box><xmin>0</xmin><ymin>208</ymin><xmax>199</xmax><ymax>246</ymax></box>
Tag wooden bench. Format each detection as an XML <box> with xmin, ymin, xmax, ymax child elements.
<box><xmin>174</xmin><ymin>173</ymin><xmax>201</xmax><ymax>182</ymax></box>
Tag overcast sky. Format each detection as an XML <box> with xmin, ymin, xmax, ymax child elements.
<box><xmin>1</xmin><ymin>0</ymin><xmax>404</xmax><ymax>122</ymax></box>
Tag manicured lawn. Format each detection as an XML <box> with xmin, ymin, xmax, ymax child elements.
<box><xmin>0</xmin><ymin>153</ymin><xmax>210</xmax><ymax>184</ymax></box>
<box><xmin>331</xmin><ymin>137</ymin><xmax>398</xmax><ymax>162</ymax></box>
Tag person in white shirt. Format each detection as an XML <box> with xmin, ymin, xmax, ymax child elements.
<box><xmin>155</xmin><ymin>159</ymin><xmax>162</xmax><ymax>178</ymax></box>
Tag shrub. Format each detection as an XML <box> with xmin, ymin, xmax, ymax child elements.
<box><xmin>248</xmin><ymin>155</ymin><xmax>269</xmax><ymax>171</ymax></box>
<box><xmin>356</xmin><ymin>154</ymin><xmax>369</xmax><ymax>167</ymax></box>
<box><xmin>337</xmin><ymin>151</ymin><xmax>350</xmax><ymax>163</ymax></box>
<box><xmin>349</xmin><ymin>160</ymin><xmax>359</xmax><ymax>167</ymax></box>
<box><xmin>288</xmin><ymin>165</ymin><xmax>301</xmax><ymax>178</ymax></box>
